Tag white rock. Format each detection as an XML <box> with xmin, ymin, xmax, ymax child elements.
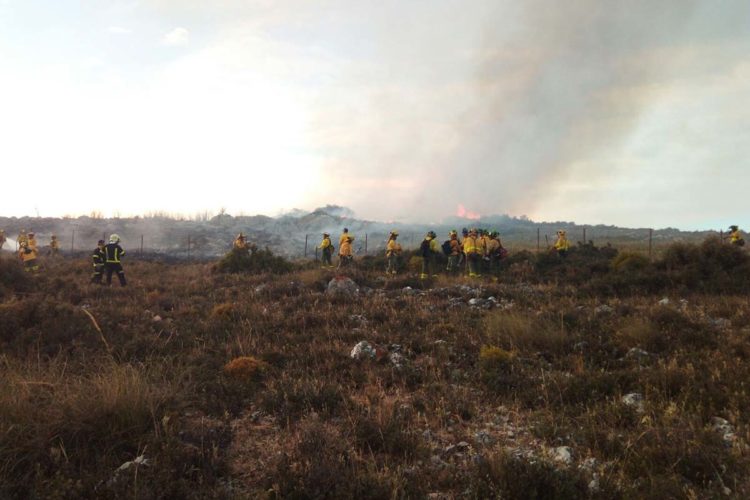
<box><xmin>622</xmin><ymin>393</ymin><xmax>645</xmax><ymax>413</ymax></box>
<box><xmin>152</xmin><ymin>315</ymin><xmax>162</xmax><ymax>322</ymax></box>
<box><xmin>326</xmin><ymin>276</ymin><xmax>359</xmax><ymax>297</ymax></box>
<box><xmin>350</xmin><ymin>341</ymin><xmax>376</xmax><ymax>360</ymax></box>
<box><xmin>552</xmin><ymin>446</ymin><xmax>573</xmax><ymax>464</ymax></box>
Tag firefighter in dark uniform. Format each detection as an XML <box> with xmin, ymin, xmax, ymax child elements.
<box><xmin>104</xmin><ymin>234</ymin><xmax>127</xmax><ymax>286</ymax></box>
<box><xmin>91</xmin><ymin>240</ymin><xmax>106</xmax><ymax>284</ymax></box>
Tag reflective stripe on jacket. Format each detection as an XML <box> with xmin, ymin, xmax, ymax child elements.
<box><xmin>105</xmin><ymin>243</ymin><xmax>125</xmax><ymax>263</ymax></box>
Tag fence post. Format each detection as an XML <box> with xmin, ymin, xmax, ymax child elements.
<box><xmin>71</xmin><ymin>230</ymin><xmax>75</xmax><ymax>252</ymax></box>
<box><xmin>583</xmin><ymin>227</ymin><xmax>586</xmax><ymax>244</ymax></box>
<box><xmin>140</xmin><ymin>235</ymin><xmax>144</xmax><ymax>256</ymax></box>
<box><xmin>102</xmin><ymin>232</ymin><xmax>106</xmax><ymax>243</ymax></box>
<box><xmin>648</xmin><ymin>228</ymin><xmax>653</xmax><ymax>260</ymax></box>
<box><xmin>187</xmin><ymin>235</ymin><xmax>191</xmax><ymax>259</ymax></box>
<box><xmin>304</xmin><ymin>234</ymin><xmax>308</xmax><ymax>257</ymax></box>
<box><xmin>365</xmin><ymin>234</ymin><xmax>368</xmax><ymax>255</ymax></box>
<box><xmin>315</xmin><ymin>246</ymin><xmax>319</xmax><ymax>262</ymax></box>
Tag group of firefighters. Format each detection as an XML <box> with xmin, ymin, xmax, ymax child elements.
<box><xmin>313</xmin><ymin>227</ymin><xmax>571</xmax><ymax>278</ymax></box>
<box><xmin>3</xmin><ymin>224</ymin><xmax>744</xmax><ymax>284</ymax></box>
<box><xmin>0</xmin><ymin>229</ymin><xmax>127</xmax><ymax>286</ymax></box>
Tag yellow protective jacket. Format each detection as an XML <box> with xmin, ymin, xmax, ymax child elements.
<box><xmin>50</xmin><ymin>238</ymin><xmax>59</xmax><ymax>249</ymax></box>
<box><xmin>234</xmin><ymin>238</ymin><xmax>247</xmax><ymax>249</ymax></box>
<box><xmin>463</xmin><ymin>236</ymin><xmax>479</xmax><ymax>255</ymax></box>
<box><xmin>449</xmin><ymin>238</ymin><xmax>461</xmax><ymax>256</ymax></box>
<box><xmin>19</xmin><ymin>246</ymin><xmax>37</xmax><ymax>262</ymax></box>
<box><xmin>320</xmin><ymin>237</ymin><xmax>332</xmax><ymax>250</ymax></box>
<box><xmin>730</xmin><ymin>230</ymin><xmax>742</xmax><ymax>243</ymax></box>
<box><xmin>339</xmin><ymin>233</ymin><xmax>353</xmax><ymax>247</ymax></box>
<box><xmin>27</xmin><ymin>237</ymin><xmax>38</xmax><ymax>251</ymax></box>
<box><xmin>339</xmin><ymin>239</ymin><xmax>353</xmax><ymax>257</ymax></box>
<box><xmin>554</xmin><ymin>236</ymin><xmax>570</xmax><ymax>251</ymax></box>
<box><xmin>486</xmin><ymin>238</ymin><xmax>500</xmax><ymax>256</ymax></box>
<box><xmin>480</xmin><ymin>236</ymin><xmax>491</xmax><ymax>256</ymax></box>
<box><xmin>386</xmin><ymin>239</ymin><xmax>402</xmax><ymax>256</ymax></box>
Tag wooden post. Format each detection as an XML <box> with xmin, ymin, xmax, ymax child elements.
<box><xmin>140</xmin><ymin>235</ymin><xmax>144</xmax><ymax>255</ymax></box>
<box><xmin>102</xmin><ymin>232</ymin><xmax>106</xmax><ymax>243</ymax></box>
<box><xmin>71</xmin><ymin>230</ymin><xmax>75</xmax><ymax>252</ymax></box>
<box><xmin>720</xmin><ymin>229</ymin><xmax>724</xmax><ymax>243</ymax></box>
<box><xmin>304</xmin><ymin>235</ymin><xmax>308</xmax><ymax>257</ymax></box>
<box><xmin>365</xmin><ymin>234</ymin><xmax>368</xmax><ymax>255</ymax></box>
<box><xmin>187</xmin><ymin>235</ymin><xmax>191</xmax><ymax>259</ymax></box>
<box><xmin>583</xmin><ymin>227</ymin><xmax>587</xmax><ymax>244</ymax></box>
<box><xmin>315</xmin><ymin>246</ymin><xmax>319</xmax><ymax>262</ymax></box>
<box><xmin>648</xmin><ymin>228</ymin><xmax>653</xmax><ymax>260</ymax></box>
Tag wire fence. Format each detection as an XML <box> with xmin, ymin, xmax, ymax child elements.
<box><xmin>4</xmin><ymin>227</ymin><xmax>730</xmax><ymax>262</ymax></box>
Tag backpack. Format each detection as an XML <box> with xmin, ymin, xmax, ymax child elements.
<box><xmin>441</xmin><ymin>240</ymin><xmax>452</xmax><ymax>256</ymax></box>
<box><xmin>420</xmin><ymin>239</ymin><xmax>431</xmax><ymax>257</ymax></box>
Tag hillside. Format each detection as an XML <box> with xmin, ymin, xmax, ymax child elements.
<box><xmin>1</xmin><ymin>238</ymin><xmax>749</xmax><ymax>498</ymax></box>
<box><xmin>0</xmin><ymin>207</ymin><xmax>720</xmax><ymax>259</ymax></box>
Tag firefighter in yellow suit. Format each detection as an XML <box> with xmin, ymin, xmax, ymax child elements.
<box><xmin>554</xmin><ymin>230</ymin><xmax>570</xmax><ymax>257</ymax></box>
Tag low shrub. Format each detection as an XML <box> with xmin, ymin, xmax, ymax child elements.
<box><xmin>213</xmin><ymin>247</ymin><xmax>293</xmax><ymax>274</ymax></box>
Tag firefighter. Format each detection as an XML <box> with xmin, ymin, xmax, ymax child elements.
<box><xmin>486</xmin><ymin>231</ymin><xmax>501</xmax><ymax>274</ymax></box>
<box><xmin>385</xmin><ymin>231</ymin><xmax>402</xmax><ymax>275</ymax></box>
<box><xmin>0</xmin><ymin>230</ymin><xmax>5</xmax><ymax>250</ymax></box>
<box><xmin>338</xmin><ymin>235</ymin><xmax>354</xmax><ymax>269</ymax></box>
<box><xmin>480</xmin><ymin>229</ymin><xmax>492</xmax><ymax>274</ymax></box>
<box><xmin>234</xmin><ymin>232</ymin><xmax>248</xmax><ymax>250</ymax></box>
<box><xmin>319</xmin><ymin>233</ymin><xmax>334</xmax><ymax>268</ymax></box>
<box><xmin>104</xmin><ymin>234</ymin><xmax>127</xmax><ymax>286</ymax></box>
<box><xmin>458</xmin><ymin>227</ymin><xmax>469</xmax><ymax>268</ymax></box>
<box><xmin>49</xmin><ymin>235</ymin><xmax>60</xmax><ymax>256</ymax></box>
<box><xmin>419</xmin><ymin>230</ymin><xmax>440</xmax><ymax>279</ymax></box>
<box><xmin>554</xmin><ymin>230</ymin><xmax>570</xmax><ymax>257</ymax></box>
<box><xmin>17</xmin><ymin>229</ymin><xmax>27</xmax><ymax>247</ymax></box>
<box><xmin>18</xmin><ymin>241</ymin><xmax>39</xmax><ymax>273</ymax></box>
<box><xmin>91</xmin><ymin>239</ymin><xmax>106</xmax><ymax>284</ymax></box>
<box><xmin>728</xmin><ymin>225</ymin><xmax>745</xmax><ymax>246</ymax></box>
<box><xmin>463</xmin><ymin>228</ymin><xmax>481</xmax><ymax>277</ymax></box>
<box><xmin>27</xmin><ymin>231</ymin><xmax>37</xmax><ymax>252</ymax></box>
<box><xmin>339</xmin><ymin>228</ymin><xmax>353</xmax><ymax>248</ymax></box>
<box><xmin>446</xmin><ymin>230</ymin><xmax>461</xmax><ymax>273</ymax></box>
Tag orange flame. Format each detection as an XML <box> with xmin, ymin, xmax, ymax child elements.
<box><xmin>456</xmin><ymin>204</ymin><xmax>481</xmax><ymax>220</ymax></box>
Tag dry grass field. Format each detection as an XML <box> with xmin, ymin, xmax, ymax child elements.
<box><xmin>1</xmin><ymin>237</ymin><xmax>750</xmax><ymax>499</ymax></box>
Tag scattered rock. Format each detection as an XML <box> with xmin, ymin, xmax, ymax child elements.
<box><xmin>349</xmin><ymin>314</ymin><xmax>368</xmax><ymax>324</ymax></box>
<box><xmin>254</xmin><ymin>284</ymin><xmax>267</xmax><ymax>293</ymax></box>
<box><xmin>658</xmin><ymin>297</ymin><xmax>670</xmax><ymax>306</ymax></box>
<box><xmin>350</xmin><ymin>341</ymin><xmax>376</xmax><ymax>360</ymax></box>
<box><xmin>474</xmin><ymin>430</ymin><xmax>495</xmax><ymax>446</ymax></box>
<box><xmin>711</xmin><ymin>417</ymin><xmax>737</xmax><ymax>447</ymax></box>
<box><xmin>152</xmin><ymin>315</ymin><xmax>162</xmax><ymax>322</ymax></box>
<box><xmin>625</xmin><ymin>347</ymin><xmax>651</xmax><ymax>362</ymax></box>
<box><xmin>551</xmin><ymin>446</ymin><xmax>573</xmax><ymax>465</ymax></box>
<box><xmin>595</xmin><ymin>305</ymin><xmax>613</xmax><ymax>314</ymax></box>
<box><xmin>388</xmin><ymin>352</ymin><xmax>405</xmax><ymax>369</ymax></box>
<box><xmin>326</xmin><ymin>276</ymin><xmax>359</xmax><ymax>297</ymax></box>
<box><xmin>709</xmin><ymin>317</ymin><xmax>731</xmax><ymax>330</ymax></box>
<box><xmin>622</xmin><ymin>393</ymin><xmax>645</xmax><ymax>413</ymax></box>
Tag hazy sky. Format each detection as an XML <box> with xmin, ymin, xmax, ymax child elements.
<box><xmin>1</xmin><ymin>1</ymin><xmax>748</xmax><ymax>229</ymax></box>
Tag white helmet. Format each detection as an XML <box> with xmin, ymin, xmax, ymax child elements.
<box><xmin>109</xmin><ymin>234</ymin><xmax>120</xmax><ymax>243</ymax></box>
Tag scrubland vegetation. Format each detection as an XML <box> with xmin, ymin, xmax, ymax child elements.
<box><xmin>1</xmin><ymin>237</ymin><xmax>750</xmax><ymax>498</ymax></box>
